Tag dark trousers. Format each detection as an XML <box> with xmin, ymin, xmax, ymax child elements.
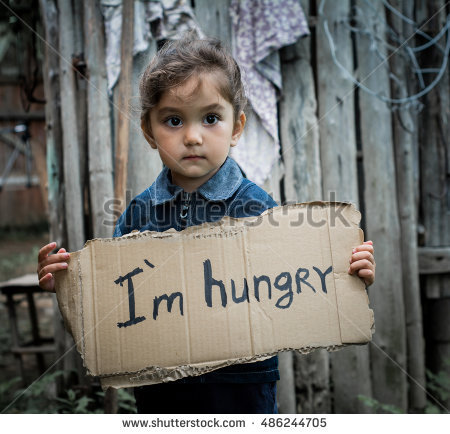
<box><xmin>134</xmin><ymin>381</ymin><xmax>278</xmax><ymax>414</ymax></box>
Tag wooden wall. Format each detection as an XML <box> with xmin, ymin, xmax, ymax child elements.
<box><xmin>34</xmin><ymin>0</ymin><xmax>450</xmax><ymax>413</ymax></box>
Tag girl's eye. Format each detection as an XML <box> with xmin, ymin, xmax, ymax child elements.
<box><xmin>204</xmin><ymin>114</ymin><xmax>219</xmax><ymax>125</ymax></box>
<box><xmin>165</xmin><ymin>117</ymin><xmax>182</xmax><ymax>127</ymax></box>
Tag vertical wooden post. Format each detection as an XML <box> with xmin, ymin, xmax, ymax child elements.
<box><xmin>417</xmin><ymin>0</ymin><xmax>450</xmax><ymax>411</ymax></box>
<box><xmin>72</xmin><ymin>0</ymin><xmax>87</xmax><ymax>198</ymax></box>
<box><xmin>84</xmin><ymin>0</ymin><xmax>114</xmax><ymax>239</ymax></box>
<box><xmin>127</xmin><ymin>42</ymin><xmax>162</xmax><ymax>199</ymax></box>
<box><xmin>355</xmin><ymin>0</ymin><xmax>407</xmax><ymax>411</ymax></box>
<box><xmin>57</xmin><ymin>0</ymin><xmax>85</xmax><ymax>251</ymax></box>
<box><xmin>279</xmin><ymin>37</ymin><xmax>325</xmax><ymax>411</ymax></box>
<box><xmin>83</xmin><ymin>0</ymin><xmax>117</xmax><ymax>412</ymax></box>
<box><xmin>114</xmin><ymin>0</ymin><xmax>134</xmax><ymax>212</ymax></box>
<box><xmin>279</xmin><ymin>0</ymin><xmax>325</xmax><ymax>413</ymax></box>
<box><xmin>387</xmin><ymin>0</ymin><xmax>426</xmax><ymax>413</ymax></box>
<box><xmin>56</xmin><ymin>0</ymin><xmax>87</xmax><ymax>391</ymax></box>
<box><xmin>194</xmin><ymin>0</ymin><xmax>232</xmax><ymax>43</ymax></box>
<box><xmin>39</xmin><ymin>0</ymin><xmax>65</xmax><ymax>247</ymax></box>
<box><xmin>39</xmin><ymin>0</ymin><xmax>67</xmax><ymax>396</ymax></box>
<box><xmin>316</xmin><ymin>0</ymin><xmax>372</xmax><ymax>413</ymax></box>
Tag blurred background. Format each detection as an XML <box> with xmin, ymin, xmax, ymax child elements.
<box><xmin>0</xmin><ymin>0</ymin><xmax>448</xmax><ymax>414</ymax></box>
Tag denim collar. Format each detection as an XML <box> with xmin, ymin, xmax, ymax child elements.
<box><xmin>149</xmin><ymin>156</ymin><xmax>244</xmax><ymax>205</ymax></box>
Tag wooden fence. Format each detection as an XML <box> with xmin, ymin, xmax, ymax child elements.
<box><xmin>36</xmin><ymin>0</ymin><xmax>449</xmax><ymax>413</ymax></box>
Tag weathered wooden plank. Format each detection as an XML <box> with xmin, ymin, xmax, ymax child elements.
<box><xmin>294</xmin><ymin>350</ymin><xmax>330</xmax><ymax>413</ymax></box>
<box><xmin>32</xmin><ymin>139</ymin><xmax>48</xmax><ymax>215</ymax></box>
<box><xmin>280</xmin><ymin>39</ymin><xmax>321</xmax><ymax>203</ymax></box>
<box><xmin>194</xmin><ymin>0</ymin><xmax>232</xmax><ymax>43</ymax></box>
<box><xmin>83</xmin><ymin>1</ymin><xmax>117</xmax><ymax>411</ymax></box>
<box><xmin>127</xmin><ymin>43</ymin><xmax>162</xmax><ymax>201</ymax></box>
<box><xmin>84</xmin><ymin>0</ymin><xmax>114</xmax><ymax>238</ymax></box>
<box><xmin>355</xmin><ymin>0</ymin><xmax>407</xmax><ymax>411</ymax></box>
<box><xmin>73</xmin><ymin>0</ymin><xmax>87</xmax><ymax>199</ymax></box>
<box><xmin>39</xmin><ymin>0</ymin><xmax>65</xmax><ymax>246</ymax></box>
<box><xmin>39</xmin><ymin>0</ymin><xmax>66</xmax><ymax>397</ymax></box>
<box><xmin>114</xmin><ymin>0</ymin><xmax>134</xmax><ymax>212</ymax></box>
<box><xmin>387</xmin><ymin>0</ymin><xmax>426</xmax><ymax>412</ymax></box>
<box><xmin>57</xmin><ymin>0</ymin><xmax>85</xmax><ymax>251</ymax></box>
<box><xmin>418</xmin><ymin>247</ymin><xmax>450</xmax><ymax>274</ymax></box>
<box><xmin>55</xmin><ymin>0</ymin><xmax>87</xmax><ymax>393</ymax></box>
<box><xmin>417</xmin><ymin>0</ymin><xmax>450</xmax><ymax>300</ymax></box>
<box><xmin>279</xmin><ymin>0</ymin><xmax>325</xmax><ymax>414</ymax></box>
<box><xmin>316</xmin><ymin>0</ymin><xmax>372</xmax><ymax>413</ymax></box>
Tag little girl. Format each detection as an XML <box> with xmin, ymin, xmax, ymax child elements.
<box><xmin>37</xmin><ymin>37</ymin><xmax>375</xmax><ymax>413</ymax></box>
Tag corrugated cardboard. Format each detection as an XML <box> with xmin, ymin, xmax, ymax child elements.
<box><xmin>55</xmin><ymin>202</ymin><xmax>374</xmax><ymax>389</ymax></box>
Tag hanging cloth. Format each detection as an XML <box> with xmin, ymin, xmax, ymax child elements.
<box><xmin>101</xmin><ymin>0</ymin><xmax>204</xmax><ymax>91</ymax></box>
<box><xmin>229</xmin><ymin>0</ymin><xmax>309</xmax><ymax>185</ymax></box>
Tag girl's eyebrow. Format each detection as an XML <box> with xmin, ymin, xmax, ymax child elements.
<box><xmin>157</xmin><ymin>103</ymin><xmax>226</xmax><ymax>116</ymax></box>
<box><xmin>200</xmin><ymin>103</ymin><xmax>227</xmax><ymax>112</ymax></box>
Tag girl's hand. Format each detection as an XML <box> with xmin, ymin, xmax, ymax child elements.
<box><xmin>348</xmin><ymin>240</ymin><xmax>375</xmax><ymax>287</ymax></box>
<box><xmin>37</xmin><ymin>242</ymin><xmax>70</xmax><ymax>292</ymax></box>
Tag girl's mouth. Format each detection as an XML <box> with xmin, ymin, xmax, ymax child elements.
<box><xmin>184</xmin><ymin>156</ymin><xmax>205</xmax><ymax>160</ymax></box>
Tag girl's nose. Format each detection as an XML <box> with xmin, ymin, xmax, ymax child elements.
<box><xmin>183</xmin><ymin>123</ymin><xmax>202</xmax><ymax>146</ymax></box>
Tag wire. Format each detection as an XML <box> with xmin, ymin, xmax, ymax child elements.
<box><xmin>318</xmin><ymin>0</ymin><xmax>450</xmax><ymax>106</ymax></box>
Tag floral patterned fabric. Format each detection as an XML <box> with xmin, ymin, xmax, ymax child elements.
<box><xmin>229</xmin><ymin>0</ymin><xmax>309</xmax><ymax>185</ymax></box>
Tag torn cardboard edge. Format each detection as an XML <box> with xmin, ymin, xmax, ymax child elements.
<box><xmin>55</xmin><ymin>201</ymin><xmax>374</xmax><ymax>390</ymax></box>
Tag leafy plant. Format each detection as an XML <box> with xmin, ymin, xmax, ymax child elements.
<box><xmin>96</xmin><ymin>388</ymin><xmax>137</xmax><ymax>413</ymax></box>
<box><xmin>0</xmin><ymin>365</ymin><xmax>138</xmax><ymax>413</ymax></box>
<box><xmin>11</xmin><ymin>370</ymin><xmax>65</xmax><ymax>413</ymax></box>
<box><xmin>425</xmin><ymin>359</ymin><xmax>450</xmax><ymax>414</ymax></box>
<box><xmin>357</xmin><ymin>395</ymin><xmax>403</xmax><ymax>414</ymax></box>
<box><xmin>55</xmin><ymin>389</ymin><xmax>97</xmax><ymax>414</ymax></box>
<box><xmin>0</xmin><ymin>376</ymin><xmax>22</xmax><ymax>412</ymax></box>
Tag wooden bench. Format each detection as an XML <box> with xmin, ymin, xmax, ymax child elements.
<box><xmin>0</xmin><ymin>274</ymin><xmax>56</xmax><ymax>383</ymax></box>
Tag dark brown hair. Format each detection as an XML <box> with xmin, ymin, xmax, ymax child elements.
<box><xmin>139</xmin><ymin>36</ymin><xmax>247</xmax><ymax>124</ymax></box>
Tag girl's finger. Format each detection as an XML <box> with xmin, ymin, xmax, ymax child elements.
<box><xmin>350</xmin><ymin>251</ymin><xmax>375</xmax><ymax>264</ymax></box>
<box><xmin>358</xmin><ymin>269</ymin><xmax>375</xmax><ymax>286</ymax></box>
<box><xmin>38</xmin><ymin>252</ymin><xmax>70</xmax><ymax>271</ymax></box>
<box><xmin>352</xmin><ymin>244</ymin><xmax>374</xmax><ymax>254</ymax></box>
<box><xmin>38</xmin><ymin>262</ymin><xmax>68</xmax><ymax>280</ymax></box>
<box><xmin>38</xmin><ymin>242</ymin><xmax>56</xmax><ymax>262</ymax></box>
<box><xmin>348</xmin><ymin>259</ymin><xmax>374</xmax><ymax>274</ymax></box>
<box><xmin>39</xmin><ymin>273</ymin><xmax>55</xmax><ymax>292</ymax></box>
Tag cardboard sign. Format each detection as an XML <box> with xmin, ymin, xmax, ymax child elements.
<box><xmin>55</xmin><ymin>202</ymin><xmax>374</xmax><ymax>389</ymax></box>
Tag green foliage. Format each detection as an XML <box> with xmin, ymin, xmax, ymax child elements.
<box><xmin>96</xmin><ymin>388</ymin><xmax>137</xmax><ymax>414</ymax></box>
<box><xmin>425</xmin><ymin>359</ymin><xmax>450</xmax><ymax>414</ymax></box>
<box><xmin>357</xmin><ymin>395</ymin><xmax>403</xmax><ymax>414</ymax></box>
<box><xmin>0</xmin><ymin>370</ymin><xmax>136</xmax><ymax>414</ymax></box>
<box><xmin>0</xmin><ymin>376</ymin><xmax>22</xmax><ymax>412</ymax></box>
<box><xmin>358</xmin><ymin>359</ymin><xmax>450</xmax><ymax>414</ymax></box>
<box><xmin>117</xmin><ymin>388</ymin><xmax>137</xmax><ymax>413</ymax></box>
<box><xmin>10</xmin><ymin>370</ymin><xmax>65</xmax><ymax>413</ymax></box>
<box><xmin>55</xmin><ymin>389</ymin><xmax>97</xmax><ymax>414</ymax></box>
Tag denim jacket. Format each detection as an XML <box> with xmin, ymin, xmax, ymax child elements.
<box><xmin>113</xmin><ymin>156</ymin><xmax>280</xmax><ymax>383</ymax></box>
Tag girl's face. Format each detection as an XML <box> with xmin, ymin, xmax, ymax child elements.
<box><xmin>142</xmin><ymin>72</ymin><xmax>245</xmax><ymax>192</ymax></box>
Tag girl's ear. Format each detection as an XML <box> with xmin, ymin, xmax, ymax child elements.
<box><xmin>141</xmin><ymin>118</ymin><xmax>157</xmax><ymax>149</ymax></box>
<box><xmin>230</xmin><ymin>111</ymin><xmax>246</xmax><ymax>147</ymax></box>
